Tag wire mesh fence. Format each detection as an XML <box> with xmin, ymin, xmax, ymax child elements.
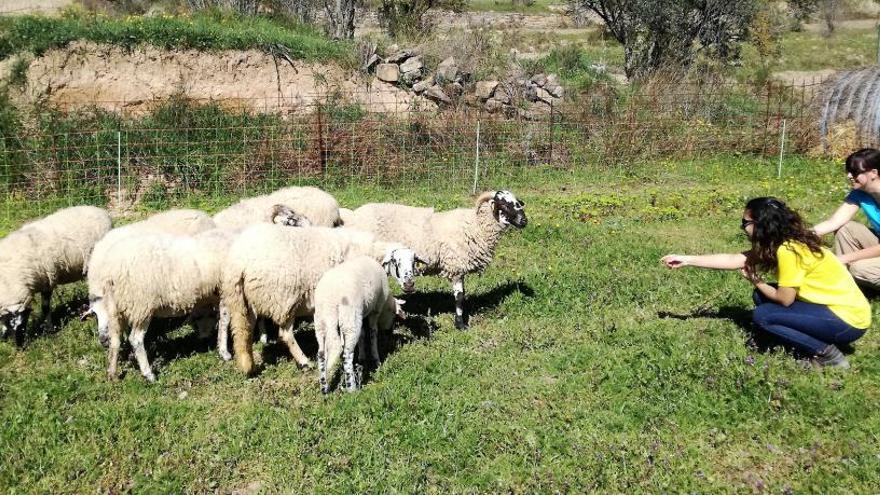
<box><xmin>0</xmin><ymin>79</ymin><xmax>843</xmax><ymax>227</ymax></box>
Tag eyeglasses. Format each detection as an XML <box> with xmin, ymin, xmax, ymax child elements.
<box><xmin>848</xmin><ymin>171</ymin><xmax>866</xmax><ymax>181</ymax></box>
<box><xmin>741</xmin><ymin>218</ymin><xmax>755</xmax><ymax>230</ymax></box>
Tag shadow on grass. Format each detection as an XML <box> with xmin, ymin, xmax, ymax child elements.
<box><xmin>400</xmin><ymin>280</ymin><xmax>536</xmax><ymax>327</ymax></box>
<box><xmin>657</xmin><ymin>304</ymin><xmax>796</xmax><ymax>355</ymax></box>
<box><xmin>11</xmin><ymin>295</ymin><xmax>91</xmax><ymax>348</ymax></box>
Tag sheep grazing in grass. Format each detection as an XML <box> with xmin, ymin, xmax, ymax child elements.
<box><xmin>222</xmin><ymin>225</ymin><xmax>418</xmax><ymax>376</ymax></box>
<box><xmin>0</xmin><ymin>206</ymin><xmax>112</xmax><ymax>343</ymax></box>
<box><xmin>340</xmin><ymin>190</ymin><xmax>527</xmax><ymax>329</ymax></box>
<box><xmin>314</xmin><ymin>255</ymin><xmax>406</xmax><ymax>393</ymax></box>
<box><xmin>88</xmin><ymin>228</ymin><xmax>238</xmax><ymax>382</ymax></box>
<box><xmin>213</xmin><ymin>186</ymin><xmax>340</xmax><ymax>229</ymax></box>
<box><xmin>87</xmin><ymin>209</ymin><xmax>218</xmax><ymax>340</ymax></box>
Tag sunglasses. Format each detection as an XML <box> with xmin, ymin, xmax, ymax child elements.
<box><xmin>741</xmin><ymin>218</ymin><xmax>755</xmax><ymax>230</ymax></box>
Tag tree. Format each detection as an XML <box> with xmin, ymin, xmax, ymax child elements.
<box><xmin>324</xmin><ymin>0</ymin><xmax>358</xmax><ymax>39</ymax></box>
<box><xmin>567</xmin><ymin>0</ymin><xmax>758</xmax><ymax>79</ymax></box>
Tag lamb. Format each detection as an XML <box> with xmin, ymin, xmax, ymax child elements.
<box><xmin>89</xmin><ymin>228</ymin><xmax>238</xmax><ymax>382</ymax></box>
<box><xmin>222</xmin><ymin>225</ymin><xmax>419</xmax><ymax>375</ymax></box>
<box><xmin>0</xmin><ymin>206</ymin><xmax>112</xmax><ymax>343</ymax></box>
<box><xmin>340</xmin><ymin>190</ymin><xmax>527</xmax><ymax>329</ymax></box>
<box><xmin>314</xmin><ymin>255</ymin><xmax>405</xmax><ymax>393</ymax></box>
<box><xmin>213</xmin><ymin>186</ymin><xmax>340</xmax><ymax>229</ymax></box>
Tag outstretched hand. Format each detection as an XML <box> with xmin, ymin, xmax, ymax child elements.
<box><xmin>661</xmin><ymin>254</ymin><xmax>688</xmax><ymax>269</ymax></box>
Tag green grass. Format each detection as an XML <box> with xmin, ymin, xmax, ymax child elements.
<box><xmin>0</xmin><ymin>10</ymin><xmax>351</xmax><ymax>63</ymax></box>
<box><xmin>773</xmin><ymin>26</ymin><xmax>879</xmax><ymax>72</ymax></box>
<box><xmin>2</xmin><ymin>155</ymin><xmax>879</xmax><ymax>492</ymax></box>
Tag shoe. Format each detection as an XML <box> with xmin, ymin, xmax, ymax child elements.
<box><xmin>814</xmin><ymin>344</ymin><xmax>850</xmax><ymax>369</ymax></box>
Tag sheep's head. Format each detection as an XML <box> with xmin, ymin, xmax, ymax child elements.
<box><xmin>379</xmin><ymin>296</ymin><xmax>407</xmax><ymax>331</ymax></box>
<box><xmin>479</xmin><ymin>190</ymin><xmax>527</xmax><ymax>229</ymax></box>
<box><xmin>270</xmin><ymin>204</ymin><xmax>312</xmax><ymax>227</ymax></box>
<box><xmin>90</xmin><ymin>296</ymin><xmax>111</xmax><ymax>348</ymax></box>
<box><xmin>0</xmin><ymin>302</ymin><xmax>31</xmax><ymax>341</ymax></box>
<box><xmin>0</xmin><ymin>276</ymin><xmax>32</xmax><ymax>339</ymax></box>
<box><xmin>382</xmin><ymin>246</ymin><xmax>421</xmax><ymax>294</ymax></box>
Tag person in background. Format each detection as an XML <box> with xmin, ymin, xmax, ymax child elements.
<box><xmin>813</xmin><ymin>148</ymin><xmax>880</xmax><ymax>291</ymax></box>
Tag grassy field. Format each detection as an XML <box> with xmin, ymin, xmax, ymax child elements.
<box><xmin>1</xmin><ymin>155</ymin><xmax>879</xmax><ymax>493</ymax></box>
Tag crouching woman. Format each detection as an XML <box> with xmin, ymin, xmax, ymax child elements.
<box><xmin>661</xmin><ymin>197</ymin><xmax>870</xmax><ymax>368</ymax></box>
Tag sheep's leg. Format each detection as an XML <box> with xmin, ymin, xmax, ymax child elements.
<box><xmin>452</xmin><ymin>276</ymin><xmax>467</xmax><ymax>329</ymax></box>
<box><xmin>316</xmin><ymin>317</ymin><xmax>330</xmax><ymax>394</ymax></box>
<box><xmin>40</xmin><ymin>289</ymin><xmax>53</xmax><ymax>332</ymax></box>
<box><xmin>279</xmin><ymin>322</ymin><xmax>313</xmax><ymax>369</ymax></box>
<box><xmin>217</xmin><ymin>306</ymin><xmax>232</xmax><ymax>362</ymax></box>
<box><xmin>194</xmin><ymin>314</ymin><xmax>216</xmax><ymax>340</ymax></box>
<box><xmin>342</xmin><ymin>331</ymin><xmax>362</xmax><ymax>392</ymax></box>
<box><xmin>257</xmin><ymin>318</ymin><xmax>270</xmax><ymax>344</ymax></box>
<box><xmin>106</xmin><ymin>315</ymin><xmax>125</xmax><ymax>380</ymax></box>
<box><xmin>129</xmin><ymin>319</ymin><xmax>155</xmax><ymax>383</ymax></box>
<box><xmin>366</xmin><ymin>313</ymin><xmax>381</xmax><ymax>365</ymax></box>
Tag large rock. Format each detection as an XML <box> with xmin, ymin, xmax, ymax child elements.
<box><xmin>425</xmin><ymin>85</ymin><xmax>451</xmax><ymax>104</ymax></box>
<box><xmin>376</xmin><ymin>63</ymin><xmax>400</xmax><ymax>83</ymax></box>
<box><xmin>399</xmin><ymin>56</ymin><xmax>424</xmax><ymax>74</ymax></box>
<box><xmin>535</xmin><ymin>87</ymin><xmax>554</xmax><ymax>104</ymax></box>
<box><xmin>492</xmin><ymin>87</ymin><xmax>511</xmax><ymax>104</ymax></box>
<box><xmin>412</xmin><ymin>77</ymin><xmax>434</xmax><ymax>94</ymax></box>
<box><xmin>385</xmin><ymin>50</ymin><xmax>412</xmax><ymax>64</ymax></box>
<box><xmin>436</xmin><ymin>57</ymin><xmax>460</xmax><ymax>84</ymax></box>
<box><xmin>401</xmin><ymin>69</ymin><xmax>423</xmax><ymax>86</ymax></box>
<box><xmin>546</xmin><ymin>83</ymin><xmax>564</xmax><ymax>99</ymax></box>
<box><xmin>485</xmin><ymin>98</ymin><xmax>504</xmax><ymax>113</ymax></box>
<box><xmin>531</xmin><ymin>73</ymin><xmax>548</xmax><ymax>87</ymax></box>
<box><xmin>475</xmin><ymin>80</ymin><xmax>499</xmax><ymax>100</ymax></box>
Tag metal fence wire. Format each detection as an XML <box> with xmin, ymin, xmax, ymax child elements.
<box><xmin>0</xmin><ymin>80</ymin><xmax>857</xmax><ymax>224</ymax></box>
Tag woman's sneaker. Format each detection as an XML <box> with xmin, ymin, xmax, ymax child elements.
<box><xmin>814</xmin><ymin>344</ymin><xmax>850</xmax><ymax>369</ymax></box>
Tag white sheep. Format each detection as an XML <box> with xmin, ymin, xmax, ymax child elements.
<box><xmin>87</xmin><ymin>209</ymin><xmax>218</xmax><ymax>339</ymax></box>
<box><xmin>213</xmin><ymin>186</ymin><xmax>340</xmax><ymax>229</ymax></box>
<box><xmin>340</xmin><ymin>190</ymin><xmax>527</xmax><ymax>329</ymax></box>
<box><xmin>0</xmin><ymin>206</ymin><xmax>112</xmax><ymax>342</ymax></box>
<box><xmin>222</xmin><ymin>225</ymin><xmax>418</xmax><ymax>375</ymax></box>
<box><xmin>89</xmin><ymin>228</ymin><xmax>237</xmax><ymax>381</ymax></box>
<box><xmin>314</xmin><ymin>255</ymin><xmax>405</xmax><ymax>393</ymax></box>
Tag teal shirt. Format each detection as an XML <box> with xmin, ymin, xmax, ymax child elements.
<box><xmin>845</xmin><ymin>190</ymin><xmax>880</xmax><ymax>233</ymax></box>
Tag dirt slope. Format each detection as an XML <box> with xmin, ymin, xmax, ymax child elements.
<box><xmin>20</xmin><ymin>41</ymin><xmax>431</xmax><ymax>114</ymax></box>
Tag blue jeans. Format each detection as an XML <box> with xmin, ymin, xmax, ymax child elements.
<box><xmin>752</xmin><ymin>290</ymin><xmax>866</xmax><ymax>355</ymax></box>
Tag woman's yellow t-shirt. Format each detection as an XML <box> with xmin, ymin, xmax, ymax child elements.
<box><xmin>776</xmin><ymin>241</ymin><xmax>871</xmax><ymax>330</ymax></box>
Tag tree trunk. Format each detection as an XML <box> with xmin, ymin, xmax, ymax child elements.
<box><xmin>325</xmin><ymin>0</ymin><xmax>357</xmax><ymax>40</ymax></box>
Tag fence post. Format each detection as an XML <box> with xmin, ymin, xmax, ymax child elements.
<box><xmin>549</xmin><ymin>101</ymin><xmax>554</xmax><ymax>164</ymax></box>
<box><xmin>777</xmin><ymin>119</ymin><xmax>787</xmax><ymax>179</ymax></box>
<box><xmin>472</xmin><ymin>120</ymin><xmax>481</xmax><ymax>195</ymax></box>
<box><xmin>117</xmin><ymin>131</ymin><xmax>122</xmax><ymax>204</ymax></box>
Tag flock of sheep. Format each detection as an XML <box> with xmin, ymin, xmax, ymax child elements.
<box><xmin>0</xmin><ymin>186</ymin><xmax>528</xmax><ymax>392</ymax></box>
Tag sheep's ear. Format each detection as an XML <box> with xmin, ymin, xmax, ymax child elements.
<box><xmin>394</xmin><ymin>298</ymin><xmax>406</xmax><ymax>307</ymax></box>
<box><xmin>381</xmin><ymin>250</ymin><xmax>393</xmax><ymax>267</ymax></box>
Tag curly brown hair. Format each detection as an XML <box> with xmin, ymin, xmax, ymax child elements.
<box><xmin>743</xmin><ymin>197</ymin><xmax>824</xmax><ymax>273</ymax></box>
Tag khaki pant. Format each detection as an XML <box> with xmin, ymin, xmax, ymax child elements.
<box><xmin>834</xmin><ymin>221</ymin><xmax>880</xmax><ymax>289</ymax></box>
